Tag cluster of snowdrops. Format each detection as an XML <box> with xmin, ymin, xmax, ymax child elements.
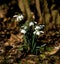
<box><xmin>13</xmin><ymin>14</ymin><xmax>45</xmax><ymax>54</ymax></box>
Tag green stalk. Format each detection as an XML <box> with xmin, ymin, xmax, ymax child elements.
<box><xmin>31</xmin><ymin>34</ymin><xmax>36</xmax><ymax>54</ymax></box>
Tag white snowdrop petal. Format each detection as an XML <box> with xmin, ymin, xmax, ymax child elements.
<box><xmin>33</xmin><ymin>30</ymin><xmax>41</xmax><ymax>35</ymax></box>
<box><xmin>14</xmin><ymin>14</ymin><xmax>24</xmax><ymax>21</ymax></box>
<box><xmin>34</xmin><ymin>22</ymin><xmax>37</xmax><ymax>24</ymax></box>
<box><xmin>13</xmin><ymin>15</ymin><xmax>18</xmax><ymax>17</ymax></box>
<box><xmin>21</xmin><ymin>26</ymin><xmax>24</xmax><ymax>28</ymax></box>
<box><xmin>16</xmin><ymin>16</ymin><xmax>20</xmax><ymax>21</ymax></box>
<box><xmin>35</xmin><ymin>26</ymin><xmax>40</xmax><ymax>30</ymax></box>
<box><xmin>29</xmin><ymin>22</ymin><xmax>34</xmax><ymax>26</ymax></box>
<box><xmin>21</xmin><ymin>26</ymin><xmax>27</xmax><ymax>29</ymax></box>
<box><xmin>20</xmin><ymin>18</ymin><xmax>22</xmax><ymax>20</ymax></box>
<box><xmin>40</xmin><ymin>31</ymin><xmax>44</xmax><ymax>34</ymax></box>
<box><xmin>39</xmin><ymin>25</ymin><xmax>45</xmax><ymax>29</ymax></box>
<box><xmin>20</xmin><ymin>29</ymin><xmax>26</xmax><ymax>34</ymax></box>
<box><xmin>20</xmin><ymin>15</ymin><xmax>24</xmax><ymax>18</ymax></box>
<box><xmin>18</xmin><ymin>16</ymin><xmax>21</xmax><ymax>18</ymax></box>
<box><xmin>20</xmin><ymin>18</ymin><xmax>22</xmax><ymax>21</ymax></box>
<box><xmin>24</xmin><ymin>26</ymin><xmax>27</xmax><ymax>29</ymax></box>
<box><xmin>33</xmin><ymin>31</ymin><xmax>36</xmax><ymax>35</ymax></box>
<box><xmin>36</xmin><ymin>31</ymin><xmax>40</xmax><ymax>35</ymax></box>
<box><xmin>40</xmin><ymin>25</ymin><xmax>45</xmax><ymax>27</ymax></box>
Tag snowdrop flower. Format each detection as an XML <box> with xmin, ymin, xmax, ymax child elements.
<box><xmin>33</xmin><ymin>30</ymin><xmax>37</xmax><ymax>34</ymax></box>
<box><xmin>34</xmin><ymin>21</ymin><xmax>37</xmax><ymax>24</ymax></box>
<box><xmin>29</xmin><ymin>22</ymin><xmax>34</xmax><ymax>26</ymax></box>
<box><xmin>24</xmin><ymin>26</ymin><xmax>27</xmax><ymax>29</ymax></box>
<box><xmin>35</xmin><ymin>26</ymin><xmax>40</xmax><ymax>30</ymax></box>
<box><xmin>40</xmin><ymin>31</ymin><xmax>44</xmax><ymax>34</ymax></box>
<box><xmin>13</xmin><ymin>15</ymin><xmax>18</xmax><ymax>17</ymax></box>
<box><xmin>33</xmin><ymin>30</ymin><xmax>40</xmax><ymax>36</ymax></box>
<box><xmin>20</xmin><ymin>29</ymin><xmax>26</xmax><ymax>34</ymax></box>
<box><xmin>33</xmin><ymin>30</ymin><xmax>44</xmax><ymax>35</ymax></box>
<box><xmin>21</xmin><ymin>26</ymin><xmax>27</xmax><ymax>30</ymax></box>
<box><xmin>20</xmin><ymin>15</ymin><xmax>24</xmax><ymax>20</ymax></box>
<box><xmin>36</xmin><ymin>31</ymin><xmax>40</xmax><ymax>35</ymax></box>
<box><xmin>13</xmin><ymin>14</ymin><xmax>24</xmax><ymax>21</ymax></box>
<box><xmin>40</xmin><ymin>25</ymin><xmax>45</xmax><ymax>27</ymax></box>
<box><xmin>17</xmin><ymin>15</ymin><xmax>24</xmax><ymax>21</ymax></box>
<box><xmin>39</xmin><ymin>25</ymin><xmax>45</xmax><ymax>29</ymax></box>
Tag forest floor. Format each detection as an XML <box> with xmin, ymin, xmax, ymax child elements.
<box><xmin>0</xmin><ymin>2</ymin><xmax>60</xmax><ymax>64</ymax></box>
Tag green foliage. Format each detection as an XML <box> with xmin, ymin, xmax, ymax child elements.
<box><xmin>45</xmin><ymin>46</ymin><xmax>53</xmax><ymax>52</ymax></box>
<box><xmin>23</xmin><ymin>26</ymin><xmax>37</xmax><ymax>54</ymax></box>
<box><xmin>19</xmin><ymin>45</ymin><xmax>28</xmax><ymax>52</ymax></box>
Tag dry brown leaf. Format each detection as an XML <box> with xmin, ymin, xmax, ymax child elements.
<box><xmin>4</xmin><ymin>33</ymin><xmax>23</xmax><ymax>47</ymax></box>
<box><xmin>45</xmin><ymin>46</ymin><xmax>60</xmax><ymax>55</ymax></box>
<box><xmin>27</xmin><ymin>60</ymin><xmax>36</xmax><ymax>64</ymax></box>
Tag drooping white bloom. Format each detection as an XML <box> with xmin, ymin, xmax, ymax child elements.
<box><xmin>29</xmin><ymin>22</ymin><xmax>34</xmax><ymax>26</ymax></box>
<box><xmin>34</xmin><ymin>21</ymin><xmax>37</xmax><ymax>24</ymax></box>
<box><xmin>21</xmin><ymin>26</ymin><xmax>27</xmax><ymax>30</ymax></box>
<box><xmin>39</xmin><ymin>25</ymin><xmax>45</xmax><ymax>29</ymax></box>
<box><xmin>33</xmin><ymin>30</ymin><xmax>40</xmax><ymax>35</ymax></box>
<box><xmin>36</xmin><ymin>31</ymin><xmax>40</xmax><ymax>35</ymax></box>
<box><xmin>35</xmin><ymin>26</ymin><xmax>40</xmax><ymax>30</ymax></box>
<box><xmin>13</xmin><ymin>14</ymin><xmax>24</xmax><ymax>21</ymax></box>
<box><xmin>40</xmin><ymin>25</ymin><xmax>45</xmax><ymax>27</ymax></box>
<box><xmin>24</xmin><ymin>26</ymin><xmax>27</xmax><ymax>30</ymax></box>
<box><xmin>20</xmin><ymin>29</ymin><xmax>26</xmax><ymax>34</ymax></box>
<box><xmin>20</xmin><ymin>15</ymin><xmax>24</xmax><ymax>20</ymax></box>
<box><xmin>40</xmin><ymin>31</ymin><xmax>44</xmax><ymax>34</ymax></box>
<box><xmin>17</xmin><ymin>15</ymin><xmax>24</xmax><ymax>21</ymax></box>
<box><xmin>13</xmin><ymin>15</ymin><xmax>18</xmax><ymax>17</ymax></box>
<box><xmin>33</xmin><ymin>31</ymin><xmax>36</xmax><ymax>35</ymax></box>
<box><xmin>33</xmin><ymin>30</ymin><xmax>44</xmax><ymax>35</ymax></box>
